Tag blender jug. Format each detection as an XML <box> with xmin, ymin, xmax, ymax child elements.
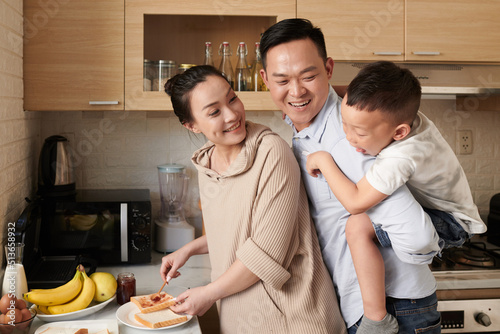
<box><xmin>155</xmin><ymin>164</ymin><xmax>194</xmax><ymax>253</ymax></box>
<box><xmin>158</xmin><ymin>164</ymin><xmax>188</xmax><ymax>222</ymax></box>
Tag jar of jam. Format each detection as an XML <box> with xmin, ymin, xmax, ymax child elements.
<box><xmin>116</xmin><ymin>272</ymin><xmax>136</xmax><ymax>305</ymax></box>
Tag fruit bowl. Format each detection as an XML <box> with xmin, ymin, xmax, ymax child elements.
<box><xmin>33</xmin><ymin>295</ymin><xmax>115</xmax><ymax>322</ymax></box>
<box><xmin>0</xmin><ymin>308</ymin><xmax>36</xmax><ymax>334</ymax></box>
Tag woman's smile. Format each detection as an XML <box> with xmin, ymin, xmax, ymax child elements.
<box><xmin>224</xmin><ymin>121</ymin><xmax>241</xmax><ymax>132</ymax></box>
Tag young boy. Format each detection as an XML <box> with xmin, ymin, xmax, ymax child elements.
<box><xmin>306</xmin><ymin>60</ymin><xmax>487</xmax><ymax>333</ymax></box>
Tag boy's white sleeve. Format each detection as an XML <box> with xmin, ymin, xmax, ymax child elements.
<box><xmin>365</xmin><ymin>155</ymin><xmax>416</xmax><ymax>196</ymax></box>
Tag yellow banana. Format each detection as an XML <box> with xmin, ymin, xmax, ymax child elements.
<box><xmin>48</xmin><ymin>265</ymin><xmax>96</xmax><ymax>314</ymax></box>
<box><xmin>37</xmin><ymin>305</ymin><xmax>50</xmax><ymax>314</ymax></box>
<box><xmin>24</xmin><ymin>266</ymin><xmax>83</xmax><ymax>306</ymax></box>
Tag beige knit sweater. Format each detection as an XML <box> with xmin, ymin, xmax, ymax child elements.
<box><xmin>192</xmin><ymin>122</ymin><xmax>346</xmax><ymax>333</ymax></box>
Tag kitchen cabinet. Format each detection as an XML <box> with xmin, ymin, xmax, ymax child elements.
<box><xmin>406</xmin><ymin>0</ymin><xmax>500</xmax><ymax>62</ymax></box>
<box><xmin>125</xmin><ymin>0</ymin><xmax>295</xmax><ymax>111</ymax></box>
<box><xmin>24</xmin><ymin>0</ymin><xmax>124</xmax><ymax>111</ymax></box>
<box><xmin>298</xmin><ymin>0</ymin><xmax>500</xmax><ymax>63</ymax></box>
<box><xmin>298</xmin><ymin>0</ymin><xmax>405</xmax><ymax>62</ymax></box>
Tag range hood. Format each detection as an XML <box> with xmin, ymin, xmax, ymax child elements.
<box><xmin>331</xmin><ymin>62</ymin><xmax>500</xmax><ymax>97</ymax></box>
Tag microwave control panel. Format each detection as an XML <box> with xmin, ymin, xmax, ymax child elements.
<box><xmin>128</xmin><ymin>201</ymin><xmax>152</xmax><ymax>263</ymax></box>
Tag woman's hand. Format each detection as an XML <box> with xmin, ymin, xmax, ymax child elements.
<box><xmin>160</xmin><ymin>248</ymin><xmax>189</xmax><ymax>283</ymax></box>
<box><xmin>159</xmin><ymin>236</ymin><xmax>209</xmax><ymax>283</ymax></box>
<box><xmin>170</xmin><ymin>286</ymin><xmax>217</xmax><ymax>316</ymax></box>
<box><xmin>305</xmin><ymin>151</ymin><xmax>333</xmax><ymax>177</ymax></box>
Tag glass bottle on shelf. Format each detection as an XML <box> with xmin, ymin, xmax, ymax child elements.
<box><xmin>235</xmin><ymin>42</ymin><xmax>251</xmax><ymax>91</ymax></box>
<box><xmin>251</xmin><ymin>42</ymin><xmax>267</xmax><ymax>91</ymax></box>
<box><xmin>218</xmin><ymin>41</ymin><xmax>234</xmax><ymax>89</ymax></box>
<box><xmin>203</xmin><ymin>41</ymin><xmax>214</xmax><ymax>67</ymax></box>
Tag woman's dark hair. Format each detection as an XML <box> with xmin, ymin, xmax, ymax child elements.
<box><xmin>346</xmin><ymin>61</ymin><xmax>422</xmax><ymax>125</ymax></box>
<box><xmin>165</xmin><ymin>65</ymin><xmax>226</xmax><ymax>125</ymax></box>
<box><xmin>260</xmin><ymin>18</ymin><xmax>327</xmax><ymax>69</ymax></box>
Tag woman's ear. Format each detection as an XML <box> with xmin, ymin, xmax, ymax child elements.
<box><xmin>183</xmin><ymin>122</ymin><xmax>202</xmax><ymax>134</ymax></box>
<box><xmin>393</xmin><ymin>124</ymin><xmax>411</xmax><ymax>141</ymax></box>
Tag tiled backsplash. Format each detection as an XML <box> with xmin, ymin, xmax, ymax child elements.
<box><xmin>40</xmin><ymin>109</ymin><xmax>292</xmax><ymax>236</ymax></box>
<box><xmin>39</xmin><ymin>98</ymin><xmax>499</xmax><ymax>234</ymax></box>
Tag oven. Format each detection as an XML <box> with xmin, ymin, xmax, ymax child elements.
<box><xmin>432</xmin><ymin>235</ymin><xmax>500</xmax><ymax>333</ymax></box>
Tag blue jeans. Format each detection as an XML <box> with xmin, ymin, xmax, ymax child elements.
<box><xmin>424</xmin><ymin>208</ymin><xmax>470</xmax><ymax>249</ymax></box>
<box><xmin>348</xmin><ymin>292</ymin><xmax>441</xmax><ymax>333</ymax></box>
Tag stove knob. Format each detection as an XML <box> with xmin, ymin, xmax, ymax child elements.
<box><xmin>475</xmin><ymin>312</ymin><xmax>492</xmax><ymax>327</ymax></box>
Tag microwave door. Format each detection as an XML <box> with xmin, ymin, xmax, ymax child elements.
<box><xmin>120</xmin><ymin>203</ymin><xmax>128</xmax><ymax>262</ymax></box>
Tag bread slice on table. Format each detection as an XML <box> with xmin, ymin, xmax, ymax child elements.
<box><xmin>93</xmin><ymin>330</ymin><xmax>110</xmax><ymax>334</ymax></box>
<box><xmin>39</xmin><ymin>328</ymin><xmax>88</xmax><ymax>334</ymax></box>
<box><xmin>134</xmin><ymin>308</ymin><xmax>188</xmax><ymax>328</ymax></box>
<box><xmin>130</xmin><ymin>291</ymin><xmax>176</xmax><ymax>313</ymax></box>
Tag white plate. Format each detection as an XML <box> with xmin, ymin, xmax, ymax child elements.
<box><xmin>35</xmin><ymin>319</ymin><xmax>118</xmax><ymax>334</ymax></box>
<box><xmin>116</xmin><ymin>302</ymin><xmax>192</xmax><ymax>330</ymax></box>
<box><xmin>33</xmin><ymin>295</ymin><xmax>116</xmax><ymax>322</ymax></box>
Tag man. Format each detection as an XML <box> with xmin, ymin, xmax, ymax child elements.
<box><xmin>260</xmin><ymin>18</ymin><xmax>441</xmax><ymax>334</ymax></box>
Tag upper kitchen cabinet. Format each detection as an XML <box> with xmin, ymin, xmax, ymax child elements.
<box><xmin>299</xmin><ymin>0</ymin><xmax>500</xmax><ymax>63</ymax></box>
<box><xmin>24</xmin><ymin>0</ymin><xmax>124</xmax><ymax>111</ymax></box>
<box><xmin>298</xmin><ymin>0</ymin><xmax>405</xmax><ymax>61</ymax></box>
<box><xmin>406</xmin><ymin>0</ymin><xmax>500</xmax><ymax>62</ymax></box>
<box><xmin>125</xmin><ymin>0</ymin><xmax>295</xmax><ymax>111</ymax></box>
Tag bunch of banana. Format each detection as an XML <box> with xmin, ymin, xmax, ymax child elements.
<box><xmin>24</xmin><ymin>266</ymin><xmax>82</xmax><ymax>306</ymax></box>
<box><xmin>24</xmin><ymin>264</ymin><xmax>96</xmax><ymax>315</ymax></box>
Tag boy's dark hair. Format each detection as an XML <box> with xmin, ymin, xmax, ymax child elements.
<box><xmin>260</xmin><ymin>18</ymin><xmax>327</xmax><ymax>69</ymax></box>
<box><xmin>346</xmin><ymin>61</ymin><xmax>422</xmax><ymax>125</ymax></box>
<box><xmin>165</xmin><ymin>65</ymin><xmax>226</xmax><ymax>125</ymax></box>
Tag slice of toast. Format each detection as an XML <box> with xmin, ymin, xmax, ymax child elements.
<box><xmin>134</xmin><ymin>308</ymin><xmax>188</xmax><ymax>328</ymax></box>
<box><xmin>39</xmin><ymin>328</ymin><xmax>89</xmax><ymax>334</ymax></box>
<box><xmin>130</xmin><ymin>291</ymin><xmax>176</xmax><ymax>313</ymax></box>
<box><xmin>93</xmin><ymin>330</ymin><xmax>110</xmax><ymax>334</ymax></box>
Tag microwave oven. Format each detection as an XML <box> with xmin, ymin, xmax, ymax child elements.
<box><xmin>38</xmin><ymin>189</ymin><xmax>152</xmax><ymax>265</ymax></box>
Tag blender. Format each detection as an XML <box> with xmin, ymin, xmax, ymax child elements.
<box><xmin>154</xmin><ymin>163</ymin><xmax>194</xmax><ymax>253</ymax></box>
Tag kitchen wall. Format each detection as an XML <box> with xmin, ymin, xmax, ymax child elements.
<box><xmin>0</xmin><ymin>0</ymin><xmax>40</xmax><ymax>261</ymax></box>
<box><xmin>39</xmin><ymin>97</ymin><xmax>499</xmax><ymax>235</ymax></box>
<box><xmin>39</xmin><ymin>110</ymin><xmax>292</xmax><ymax>237</ymax></box>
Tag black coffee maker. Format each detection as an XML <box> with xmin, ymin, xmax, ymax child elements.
<box><xmin>37</xmin><ymin>135</ymin><xmax>76</xmax><ymax>197</ymax></box>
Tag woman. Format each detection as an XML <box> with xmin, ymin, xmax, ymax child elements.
<box><xmin>161</xmin><ymin>65</ymin><xmax>346</xmax><ymax>333</ymax></box>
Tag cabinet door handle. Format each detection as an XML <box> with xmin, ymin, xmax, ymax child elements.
<box><xmin>373</xmin><ymin>52</ymin><xmax>403</xmax><ymax>56</ymax></box>
<box><xmin>89</xmin><ymin>101</ymin><xmax>119</xmax><ymax>105</ymax></box>
<box><xmin>412</xmin><ymin>51</ymin><xmax>441</xmax><ymax>56</ymax></box>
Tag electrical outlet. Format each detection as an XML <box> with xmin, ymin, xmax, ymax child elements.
<box><xmin>458</xmin><ymin>130</ymin><xmax>473</xmax><ymax>154</ymax></box>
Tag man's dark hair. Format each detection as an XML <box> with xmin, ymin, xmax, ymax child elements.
<box><xmin>260</xmin><ymin>18</ymin><xmax>327</xmax><ymax>69</ymax></box>
<box><xmin>346</xmin><ymin>61</ymin><xmax>422</xmax><ymax>125</ymax></box>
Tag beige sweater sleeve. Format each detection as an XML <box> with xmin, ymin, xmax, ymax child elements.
<box><xmin>236</xmin><ymin>136</ymin><xmax>301</xmax><ymax>290</ymax></box>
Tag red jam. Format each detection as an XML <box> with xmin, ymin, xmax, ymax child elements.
<box><xmin>116</xmin><ymin>272</ymin><xmax>136</xmax><ymax>305</ymax></box>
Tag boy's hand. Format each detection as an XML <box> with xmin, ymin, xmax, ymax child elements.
<box><xmin>305</xmin><ymin>151</ymin><xmax>332</xmax><ymax>177</ymax></box>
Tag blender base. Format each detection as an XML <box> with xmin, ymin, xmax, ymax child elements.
<box><xmin>155</xmin><ymin>219</ymin><xmax>195</xmax><ymax>253</ymax></box>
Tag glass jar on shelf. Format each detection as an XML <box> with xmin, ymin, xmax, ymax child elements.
<box><xmin>178</xmin><ymin>64</ymin><xmax>196</xmax><ymax>74</ymax></box>
<box><xmin>143</xmin><ymin>59</ymin><xmax>154</xmax><ymax>91</ymax></box>
<box><xmin>152</xmin><ymin>60</ymin><xmax>176</xmax><ymax>92</ymax></box>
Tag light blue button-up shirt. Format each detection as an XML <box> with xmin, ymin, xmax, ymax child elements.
<box><xmin>286</xmin><ymin>86</ymin><xmax>437</xmax><ymax>327</ymax></box>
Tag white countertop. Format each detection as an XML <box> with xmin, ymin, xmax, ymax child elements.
<box><xmin>28</xmin><ymin>253</ymin><xmax>212</xmax><ymax>334</ymax></box>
